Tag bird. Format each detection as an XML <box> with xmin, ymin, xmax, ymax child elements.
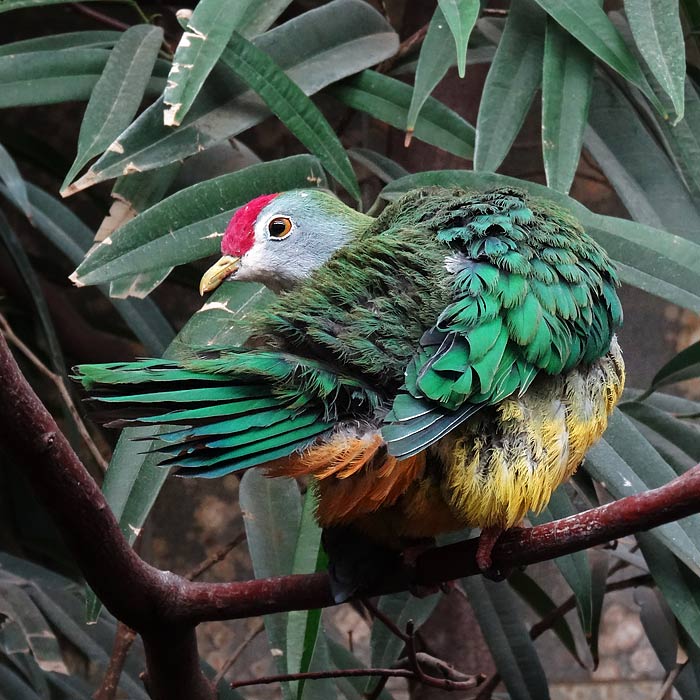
<box><xmin>76</xmin><ymin>186</ymin><xmax>625</xmax><ymax>595</ymax></box>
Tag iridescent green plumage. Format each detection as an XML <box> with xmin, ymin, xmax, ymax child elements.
<box><xmin>75</xmin><ymin>187</ymin><xmax>622</xmax><ymax>481</ymax></box>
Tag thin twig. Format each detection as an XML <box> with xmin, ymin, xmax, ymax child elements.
<box><xmin>213</xmin><ymin>619</ymin><xmax>265</xmax><ymax>685</ymax></box>
<box><xmin>184</xmin><ymin>532</ymin><xmax>247</xmax><ymax>581</ymax></box>
<box><xmin>654</xmin><ymin>662</ymin><xmax>686</xmax><ymax>700</ymax></box>
<box><xmin>70</xmin><ymin>3</ymin><xmax>131</xmax><ymax>30</ymax></box>
<box><xmin>0</xmin><ymin>313</ymin><xmax>109</xmax><ymax>472</ymax></box>
<box><xmin>362</xmin><ymin>598</ymin><xmax>409</xmax><ymax>642</ymax></box>
<box><xmin>377</xmin><ymin>23</ymin><xmax>429</xmax><ymax>75</ymax></box>
<box><xmin>93</xmin><ymin>623</ymin><xmax>137</xmax><ymax>700</ymax></box>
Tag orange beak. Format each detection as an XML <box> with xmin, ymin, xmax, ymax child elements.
<box><xmin>199</xmin><ymin>255</ymin><xmax>240</xmax><ymax>295</ymax></box>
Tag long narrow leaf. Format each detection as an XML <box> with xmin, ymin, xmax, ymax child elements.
<box><xmin>61</xmin><ymin>25</ymin><xmax>163</xmax><ymax>193</ymax></box>
<box><xmin>541</xmin><ymin>16</ymin><xmax>595</xmax><ymax>193</ymax></box>
<box><xmin>437</xmin><ymin>0</ymin><xmax>480</xmax><ymax>78</ymax></box>
<box><xmin>222</xmin><ymin>32</ymin><xmax>360</xmax><ymax>200</ymax></box>
<box><xmin>0</xmin><ymin>31</ymin><xmax>120</xmax><ymax>56</ymax></box>
<box><xmin>329</xmin><ymin>70</ymin><xmax>475</xmax><ymax>159</ymax></box>
<box><xmin>0</xmin><ymin>143</ymin><xmax>31</xmax><ymax>217</ymax></box>
<box><xmin>68</xmin><ymin>0</ymin><xmax>398</xmax><ymax>191</ymax></box>
<box><xmin>624</xmin><ymin>0</ymin><xmax>685</xmax><ymax>121</ymax></box>
<box><xmin>474</xmin><ymin>0</ymin><xmax>545</xmax><ymax>172</ymax></box>
<box><xmin>163</xmin><ymin>0</ymin><xmax>255</xmax><ymax>127</ymax></box>
<box><xmin>532</xmin><ymin>0</ymin><xmax>665</xmax><ymax>114</ymax></box>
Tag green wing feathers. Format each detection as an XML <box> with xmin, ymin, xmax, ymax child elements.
<box><xmin>75</xmin><ymin>351</ymin><xmax>380</xmax><ymax>477</ymax></box>
<box><xmin>383</xmin><ymin>188</ymin><xmax>622</xmax><ymax>458</ymax></box>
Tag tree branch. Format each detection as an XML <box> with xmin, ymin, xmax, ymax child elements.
<box><xmin>2</xmin><ymin>331</ymin><xmax>700</xmax><ymax>698</ymax></box>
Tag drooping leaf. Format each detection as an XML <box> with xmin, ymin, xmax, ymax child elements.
<box><xmin>645</xmin><ymin>341</ymin><xmax>700</xmax><ymax>394</ymax></box>
<box><xmin>463</xmin><ymin>576</ymin><xmax>550</xmax><ymax>700</ymax></box>
<box><xmin>221</xmin><ymin>31</ymin><xmax>360</xmax><ymax>200</ymax></box>
<box><xmin>68</xmin><ymin>0</ymin><xmax>398</xmax><ymax>191</ymax></box>
<box><xmin>0</xmin><ymin>143</ymin><xmax>31</xmax><ymax>217</ymax></box>
<box><xmin>348</xmin><ymin>147</ymin><xmax>408</xmax><ymax>184</ymax></box>
<box><xmin>437</xmin><ymin>0</ymin><xmax>480</xmax><ymax>78</ymax></box>
<box><xmin>61</xmin><ymin>25</ymin><xmax>163</xmax><ymax>193</ymax></box>
<box><xmin>163</xmin><ymin>0</ymin><xmax>256</xmax><ymax>127</ymax></box>
<box><xmin>624</xmin><ymin>0</ymin><xmax>685</xmax><ymax>122</ymax></box>
<box><xmin>474</xmin><ymin>0</ymin><xmax>545</xmax><ymax>172</ymax></box>
<box><xmin>531</xmin><ymin>0</ymin><xmax>665</xmax><ymax>114</ymax></box>
<box><xmin>406</xmin><ymin>5</ymin><xmax>459</xmax><ymax>135</ymax></box>
<box><xmin>541</xmin><ymin>15</ymin><xmax>595</xmax><ymax>193</ymax></box>
<box><xmin>240</xmin><ymin>470</ymin><xmax>302</xmax><ymax>697</ymax></box>
<box><xmin>72</xmin><ymin>155</ymin><xmax>327</xmax><ymax>286</ymax></box>
<box><xmin>0</xmin><ymin>31</ymin><xmax>120</xmax><ymax>56</ymax></box>
<box><xmin>329</xmin><ymin>70</ymin><xmax>475</xmax><ymax>159</ymax></box>
<box><xmin>529</xmin><ymin>487</ymin><xmax>593</xmax><ymax>637</ymax></box>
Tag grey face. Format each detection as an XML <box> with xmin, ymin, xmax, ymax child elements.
<box><xmin>233</xmin><ymin>190</ymin><xmax>372</xmax><ymax>291</ymax></box>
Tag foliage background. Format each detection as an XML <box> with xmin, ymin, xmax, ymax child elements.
<box><xmin>1</xmin><ymin>1</ymin><xmax>700</xmax><ymax>698</ymax></box>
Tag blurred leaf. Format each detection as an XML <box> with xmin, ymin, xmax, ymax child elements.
<box><xmin>624</xmin><ymin>0</ymin><xmax>685</xmax><ymax>121</ymax></box>
<box><xmin>0</xmin><ymin>587</ymin><xmax>67</xmax><ymax>674</ymax></box>
<box><xmin>637</xmin><ymin>586</ymin><xmax>700</xmax><ymax>700</ymax></box>
<box><xmin>237</xmin><ymin>0</ymin><xmax>293</xmax><ymax>37</ymax></box>
<box><xmin>366</xmin><ymin>591</ymin><xmax>438</xmax><ymax>692</ymax></box>
<box><xmin>585</xmin><ymin>78</ymin><xmax>700</xmax><ymax>241</ymax></box>
<box><xmin>0</xmin><ymin>663</ymin><xmax>40</xmax><ymax>699</ymax></box>
<box><xmin>645</xmin><ymin>341</ymin><xmax>700</xmax><ymax>393</ymax></box>
<box><xmin>286</xmin><ymin>488</ymin><xmax>328</xmax><ymax>700</ymax></box>
<box><xmin>462</xmin><ymin>576</ymin><xmax>550</xmax><ymax>700</ymax></box>
<box><xmin>0</xmin><ymin>210</ymin><xmax>65</xmax><ymax>378</ymax></box>
<box><xmin>437</xmin><ymin>0</ymin><xmax>480</xmax><ymax>78</ymax></box>
<box><xmin>163</xmin><ymin>0</ymin><xmax>256</xmax><ymax>127</ymax></box>
<box><xmin>87</xmin><ymin>281</ymin><xmax>274</xmax><ymax>620</ymax></box>
<box><xmin>541</xmin><ymin>16</ymin><xmax>595</xmax><ymax>193</ymax></box>
<box><xmin>381</xmin><ymin>170</ymin><xmax>700</xmax><ymax>313</ymax></box>
<box><xmin>531</xmin><ymin>0</ymin><xmax>665</xmax><ymax>114</ymax></box>
<box><xmin>73</xmin><ymin>155</ymin><xmax>326</xmax><ymax>286</ymax></box>
<box><xmin>329</xmin><ymin>70</ymin><xmax>475</xmax><ymax>159</ymax></box>
<box><xmin>474</xmin><ymin>0</ymin><xmax>545</xmax><ymax>172</ymax></box>
<box><xmin>240</xmin><ymin>471</ymin><xmax>302</xmax><ymax>696</ymax></box>
<box><xmin>222</xmin><ymin>31</ymin><xmax>360</xmax><ymax>200</ymax></box>
<box><xmin>588</xmin><ymin>550</ymin><xmax>609</xmax><ymax>667</ymax></box>
<box><xmin>70</xmin><ymin>0</ymin><xmax>398</xmax><ymax>190</ymax></box>
<box><xmin>0</xmin><ymin>31</ymin><xmax>121</xmax><ymax>55</ymax></box>
<box><xmin>406</xmin><ymin>5</ymin><xmax>458</xmax><ymax>134</ymax></box>
<box><xmin>348</xmin><ymin>148</ymin><xmax>408</xmax><ymax>184</ymax></box>
<box><xmin>0</xmin><ymin>143</ymin><xmax>31</xmax><ymax>217</ymax></box>
<box><xmin>585</xmin><ymin>416</ymin><xmax>700</xmax><ymax>577</ymax></box>
<box><xmin>508</xmin><ymin>570</ymin><xmax>582</xmax><ymax>664</ymax></box>
<box><xmin>61</xmin><ymin>25</ymin><xmax>163</xmax><ymax>193</ymax></box>
<box><xmin>638</xmin><ymin>534</ymin><xmax>700</xmax><ymax>650</ymax></box>
<box><xmin>0</xmin><ymin>0</ymin><xmax>130</xmax><ymax>11</ymax></box>
<box><xmin>529</xmin><ymin>487</ymin><xmax>593</xmax><ymax>637</ymax></box>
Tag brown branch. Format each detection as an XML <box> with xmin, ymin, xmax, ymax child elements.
<box><xmin>70</xmin><ymin>3</ymin><xmax>131</xmax><ymax>31</ymax></box>
<box><xmin>2</xmin><ymin>331</ymin><xmax>700</xmax><ymax>698</ymax></box>
<box><xmin>93</xmin><ymin>623</ymin><xmax>137</xmax><ymax>700</ymax></box>
<box><xmin>184</xmin><ymin>532</ymin><xmax>246</xmax><ymax>581</ymax></box>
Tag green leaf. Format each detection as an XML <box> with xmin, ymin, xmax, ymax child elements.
<box><xmin>0</xmin><ymin>143</ymin><xmax>31</xmax><ymax>217</ymax></box>
<box><xmin>0</xmin><ymin>587</ymin><xmax>67</xmax><ymax>675</ymax></box>
<box><xmin>437</xmin><ymin>0</ymin><xmax>480</xmax><ymax>78</ymax></box>
<box><xmin>638</xmin><ymin>534</ymin><xmax>700</xmax><ymax>650</ymax></box>
<box><xmin>381</xmin><ymin>170</ymin><xmax>700</xmax><ymax>314</ymax></box>
<box><xmin>647</xmin><ymin>341</ymin><xmax>700</xmax><ymax>392</ymax></box>
<box><xmin>585</xmin><ymin>415</ymin><xmax>700</xmax><ymax>577</ymax></box>
<box><xmin>163</xmin><ymin>0</ymin><xmax>257</xmax><ymax>127</ymax></box>
<box><xmin>366</xmin><ymin>591</ymin><xmax>438</xmax><ymax>693</ymax></box>
<box><xmin>286</xmin><ymin>488</ymin><xmax>328</xmax><ymax>700</ymax></box>
<box><xmin>0</xmin><ymin>30</ymin><xmax>121</xmax><ymax>56</ymax></box>
<box><xmin>86</xmin><ymin>280</ymin><xmax>274</xmax><ymax>620</ymax></box>
<box><xmin>474</xmin><ymin>0</ymin><xmax>545</xmax><ymax>172</ymax></box>
<box><xmin>61</xmin><ymin>25</ymin><xmax>163</xmax><ymax>193</ymax></box>
<box><xmin>348</xmin><ymin>147</ymin><xmax>408</xmax><ymax>184</ymax></box>
<box><xmin>541</xmin><ymin>16</ymin><xmax>595</xmax><ymax>193</ymax></box>
<box><xmin>462</xmin><ymin>577</ymin><xmax>550</xmax><ymax>700</ymax></box>
<box><xmin>240</xmin><ymin>470</ymin><xmax>301</xmax><ymax>698</ymax></box>
<box><xmin>508</xmin><ymin>570</ymin><xmax>583</xmax><ymax>665</ymax></box>
<box><xmin>588</xmin><ymin>550</ymin><xmax>609</xmax><ymax>667</ymax></box>
<box><xmin>69</xmin><ymin>0</ymin><xmax>398</xmax><ymax>191</ymax></box>
<box><xmin>0</xmin><ymin>0</ymin><xmax>127</xmax><ymax>11</ymax></box>
<box><xmin>585</xmin><ymin>78</ymin><xmax>700</xmax><ymax>240</ymax></box>
<box><xmin>406</xmin><ymin>5</ymin><xmax>458</xmax><ymax>135</ymax></box>
<box><xmin>624</xmin><ymin>0</ymin><xmax>685</xmax><ymax>122</ymax></box>
<box><xmin>236</xmin><ymin>0</ymin><xmax>293</xmax><ymax>38</ymax></box>
<box><xmin>329</xmin><ymin>70</ymin><xmax>475</xmax><ymax>159</ymax></box>
<box><xmin>531</xmin><ymin>0</ymin><xmax>665</xmax><ymax>114</ymax></box>
<box><xmin>529</xmin><ymin>487</ymin><xmax>593</xmax><ymax>637</ymax></box>
<box><xmin>72</xmin><ymin>155</ymin><xmax>326</xmax><ymax>286</ymax></box>
<box><xmin>222</xmin><ymin>31</ymin><xmax>360</xmax><ymax>200</ymax></box>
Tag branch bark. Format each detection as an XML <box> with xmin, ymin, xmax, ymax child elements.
<box><xmin>2</xmin><ymin>332</ymin><xmax>700</xmax><ymax>697</ymax></box>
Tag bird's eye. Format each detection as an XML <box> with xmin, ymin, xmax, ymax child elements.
<box><xmin>267</xmin><ymin>216</ymin><xmax>293</xmax><ymax>240</ymax></box>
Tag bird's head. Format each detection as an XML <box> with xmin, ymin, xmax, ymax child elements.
<box><xmin>200</xmin><ymin>189</ymin><xmax>372</xmax><ymax>294</ymax></box>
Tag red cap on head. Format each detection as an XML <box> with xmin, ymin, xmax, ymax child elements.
<box><xmin>221</xmin><ymin>193</ymin><xmax>279</xmax><ymax>257</ymax></box>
